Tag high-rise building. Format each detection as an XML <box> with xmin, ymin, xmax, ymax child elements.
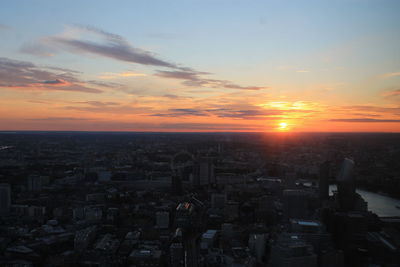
<box><xmin>193</xmin><ymin>158</ymin><xmax>215</xmax><ymax>186</ymax></box>
<box><xmin>283</xmin><ymin>189</ymin><xmax>313</xmax><ymax>220</ymax></box>
<box><xmin>319</xmin><ymin>161</ymin><xmax>331</xmax><ymax>200</ymax></box>
<box><xmin>336</xmin><ymin>158</ymin><xmax>356</xmax><ymax>211</ymax></box>
<box><xmin>0</xmin><ymin>183</ymin><xmax>11</xmax><ymax>214</ymax></box>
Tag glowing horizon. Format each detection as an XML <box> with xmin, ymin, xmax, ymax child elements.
<box><xmin>1</xmin><ymin>1</ymin><xmax>400</xmax><ymax>132</ymax></box>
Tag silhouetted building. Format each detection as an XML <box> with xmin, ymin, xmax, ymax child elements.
<box><xmin>155</xmin><ymin>211</ymin><xmax>169</xmax><ymax>229</ymax></box>
<box><xmin>74</xmin><ymin>226</ymin><xmax>97</xmax><ymax>252</ymax></box>
<box><xmin>193</xmin><ymin>158</ymin><xmax>215</xmax><ymax>186</ymax></box>
<box><xmin>171</xmin><ymin>173</ymin><xmax>183</xmax><ymax>195</ymax></box>
<box><xmin>27</xmin><ymin>175</ymin><xmax>42</xmax><ymax>191</ymax></box>
<box><xmin>170</xmin><ymin>242</ymin><xmax>184</xmax><ymax>267</ymax></box>
<box><xmin>248</xmin><ymin>233</ymin><xmax>267</xmax><ymax>263</ymax></box>
<box><xmin>270</xmin><ymin>234</ymin><xmax>317</xmax><ymax>267</ymax></box>
<box><xmin>336</xmin><ymin>158</ymin><xmax>356</xmax><ymax>211</ymax></box>
<box><xmin>283</xmin><ymin>189</ymin><xmax>314</xmax><ymax>220</ymax></box>
<box><xmin>175</xmin><ymin>202</ymin><xmax>194</xmax><ymax>228</ymax></box>
<box><xmin>0</xmin><ymin>183</ymin><xmax>11</xmax><ymax>215</ymax></box>
<box><xmin>211</xmin><ymin>193</ymin><xmax>227</xmax><ymax>209</ymax></box>
<box><xmin>128</xmin><ymin>249</ymin><xmax>162</xmax><ymax>267</ymax></box>
<box><xmin>319</xmin><ymin>161</ymin><xmax>330</xmax><ymax>200</ymax></box>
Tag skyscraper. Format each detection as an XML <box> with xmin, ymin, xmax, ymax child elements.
<box><xmin>319</xmin><ymin>161</ymin><xmax>331</xmax><ymax>200</ymax></box>
<box><xmin>193</xmin><ymin>157</ymin><xmax>215</xmax><ymax>186</ymax></box>
<box><xmin>0</xmin><ymin>183</ymin><xmax>11</xmax><ymax>214</ymax></box>
<box><xmin>336</xmin><ymin>158</ymin><xmax>356</xmax><ymax>211</ymax></box>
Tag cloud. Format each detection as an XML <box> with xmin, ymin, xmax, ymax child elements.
<box><xmin>0</xmin><ymin>24</ymin><xmax>10</xmax><ymax>30</ymax></box>
<box><xmin>382</xmin><ymin>89</ymin><xmax>400</xmax><ymax>97</ymax></box>
<box><xmin>24</xmin><ymin>25</ymin><xmax>182</xmax><ymax>69</ymax></box>
<box><xmin>64</xmin><ymin>101</ymin><xmax>152</xmax><ymax>114</ymax></box>
<box><xmin>99</xmin><ymin>71</ymin><xmax>146</xmax><ymax>79</ymax></box>
<box><xmin>148</xmin><ymin>105</ymin><xmax>297</xmax><ymax>120</ymax></box>
<box><xmin>75</xmin><ymin>101</ymin><xmax>120</xmax><ymax>107</ymax></box>
<box><xmin>163</xmin><ymin>94</ymin><xmax>181</xmax><ymax>99</ymax></box>
<box><xmin>20</xmin><ymin>42</ymin><xmax>56</xmax><ymax>57</ymax></box>
<box><xmin>150</xmin><ymin>108</ymin><xmax>208</xmax><ymax>117</ymax></box>
<box><xmin>21</xmin><ymin>25</ymin><xmax>266</xmax><ymax>90</ymax></box>
<box><xmin>6</xmin><ymin>119</ymin><xmax>264</xmax><ymax>132</ymax></box>
<box><xmin>210</xmin><ymin>108</ymin><xmax>284</xmax><ymax>119</ymax></box>
<box><xmin>381</xmin><ymin>72</ymin><xmax>400</xmax><ymax>78</ymax></box>
<box><xmin>0</xmin><ymin>57</ymin><xmax>103</xmax><ymax>93</ymax></box>
<box><xmin>330</xmin><ymin>118</ymin><xmax>400</xmax><ymax>123</ymax></box>
<box><xmin>27</xmin><ymin>117</ymin><xmax>91</xmax><ymax>121</ymax></box>
<box><xmin>339</xmin><ymin>105</ymin><xmax>400</xmax><ymax>115</ymax></box>
<box><xmin>158</xmin><ymin>122</ymin><xmax>263</xmax><ymax>131</ymax></box>
<box><xmin>155</xmin><ymin>70</ymin><xmax>266</xmax><ymax>90</ymax></box>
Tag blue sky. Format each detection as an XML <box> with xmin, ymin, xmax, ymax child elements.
<box><xmin>1</xmin><ymin>0</ymin><xmax>400</xmax><ymax>131</ymax></box>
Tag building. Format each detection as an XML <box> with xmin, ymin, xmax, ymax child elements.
<box><xmin>290</xmin><ymin>219</ymin><xmax>323</xmax><ymax>234</ymax></box>
<box><xmin>84</xmin><ymin>206</ymin><xmax>103</xmax><ymax>222</ymax></box>
<box><xmin>155</xmin><ymin>211</ymin><xmax>169</xmax><ymax>229</ymax></box>
<box><xmin>319</xmin><ymin>161</ymin><xmax>330</xmax><ymax>200</ymax></box>
<box><xmin>211</xmin><ymin>193</ymin><xmax>227</xmax><ymax>209</ymax></box>
<box><xmin>283</xmin><ymin>189</ymin><xmax>313</xmax><ymax>220</ymax></box>
<box><xmin>171</xmin><ymin>174</ymin><xmax>183</xmax><ymax>195</ymax></box>
<box><xmin>200</xmin><ymin>229</ymin><xmax>218</xmax><ymax>250</ymax></box>
<box><xmin>27</xmin><ymin>175</ymin><xmax>42</xmax><ymax>191</ymax></box>
<box><xmin>175</xmin><ymin>202</ymin><xmax>194</xmax><ymax>228</ymax></box>
<box><xmin>170</xmin><ymin>242</ymin><xmax>184</xmax><ymax>267</ymax></box>
<box><xmin>128</xmin><ymin>249</ymin><xmax>162</xmax><ymax>267</ymax></box>
<box><xmin>248</xmin><ymin>233</ymin><xmax>267</xmax><ymax>263</ymax></box>
<box><xmin>336</xmin><ymin>158</ymin><xmax>356</xmax><ymax>211</ymax></box>
<box><xmin>269</xmin><ymin>234</ymin><xmax>318</xmax><ymax>267</ymax></box>
<box><xmin>0</xmin><ymin>183</ymin><xmax>11</xmax><ymax>215</ymax></box>
<box><xmin>193</xmin><ymin>158</ymin><xmax>215</xmax><ymax>186</ymax></box>
<box><xmin>74</xmin><ymin>226</ymin><xmax>97</xmax><ymax>252</ymax></box>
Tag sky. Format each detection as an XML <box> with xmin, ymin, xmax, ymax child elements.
<box><xmin>1</xmin><ymin>0</ymin><xmax>400</xmax><ymax>132</ymax></box>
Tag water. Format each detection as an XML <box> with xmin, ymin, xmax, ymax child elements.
<box><xmin>329</xmin><ymin>185</ymin><xmax>400</xmax><ymax>217</ymax></box>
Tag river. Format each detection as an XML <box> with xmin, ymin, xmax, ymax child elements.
<box><xmin>329</xmin><ymin>185</ymin><xmax>400</xmax><ymax>217</ymax></box>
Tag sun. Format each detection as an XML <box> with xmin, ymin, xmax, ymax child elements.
<box><xmin>278</xmin><ymin>122</ymin><xmax>288</xmax><ymax>131</ymax></box>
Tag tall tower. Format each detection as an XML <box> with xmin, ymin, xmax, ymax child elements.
<box><xmin>336</xmin><ymin>158</ymin><xmax>356</xmax><ymax>211</ymax></box>
<box><xmin>319</xmin><ymin>161</ymin><xmax>330</xmax><ymax>200</ymax></box>
<box><xmin>0</xmin><ymin>183</ymin><xmax>11</xmax><ymax>215</ymax></box>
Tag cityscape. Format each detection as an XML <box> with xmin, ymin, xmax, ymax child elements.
<box><xmin>0</xmin><ymin>132</ymin><xmax>399</xmax><ymax>266</ymax></box>
<box><xmin>1</xmin><ymin>1</ymin><xmax>400</xmax><ymax>266</ymax></box>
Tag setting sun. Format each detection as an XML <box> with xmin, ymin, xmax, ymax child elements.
<box><xmin>279</xmin><ymin>122</ymin><xmax>288</xmax><ymax>130</ymax></box>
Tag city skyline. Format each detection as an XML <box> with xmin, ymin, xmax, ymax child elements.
<box><xmin>1</xmin><ymin>0</ymin><xmax>400</xmax><ymax>132</ymax></box>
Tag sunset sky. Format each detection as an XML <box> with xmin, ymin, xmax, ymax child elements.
<box><xmin>1</xmin><ymin>0</ymin><xmax>400</xmax><ymax>132</ymax></box>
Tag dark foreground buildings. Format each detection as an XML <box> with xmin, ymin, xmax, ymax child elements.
<box><xmin>0</xmin><ymin>132</ymin><xmax>399</xmax><ymax>266</ymax></box>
